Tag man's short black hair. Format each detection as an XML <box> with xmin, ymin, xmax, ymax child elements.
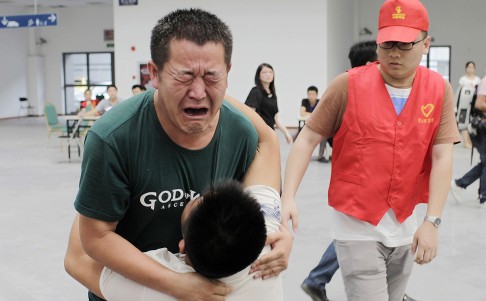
<box><xmin>150</xmin><ymin>8</ymin><xmax>233</xmax><ymax>69</ymax></box>
<box><xmin>131</xmin><ymin>84</ymin><xmax>145</xmax><ymax>91</ymax></box>
<box><xmin>307</xmin><ymin>86</ymin><xmax>318</xmax><ymax>93</ymax></box>
<box><xmin>183</xmin><ymin>180</ymin><xmax>266</xmax><ymax>279</ymax></box>
<box><xmin>348</xmin><ymin>40</ymin><xmax>378</xmax><ymax>68</ymax></box>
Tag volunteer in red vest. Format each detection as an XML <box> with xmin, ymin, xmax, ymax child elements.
<box><xmin>280</xmin><ymin>0</ymin><xmax>460</xmax><ymax>300</ymax></box>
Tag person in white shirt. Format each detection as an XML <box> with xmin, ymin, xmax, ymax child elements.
<box><xmin>458</xmin><ymin>61</ymin><xmax>481</xmax><ymax>148</ymax></box>
<box><xmin>458</xmin><ymin>61</ymin><xmax>481</xmax><ymax>89</ymax></box>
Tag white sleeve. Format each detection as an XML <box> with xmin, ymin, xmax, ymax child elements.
<box><xmin>459</xmin><ymin>76</ymin><xmax>466</xmax><ymax>87</ymax></box>
<box><xmin>99</xmin><ymin>249</ymin><xmax>193</xmax><ymax>301</ymax></box>
<box><xmin>245</xmin><ymin>185</ymin><xmax>281</xmax><ymax>234</ymax></box>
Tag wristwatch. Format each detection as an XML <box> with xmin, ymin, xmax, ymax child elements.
<box><xmin>424</xmin><ymin>216</ymin><xmax>441</xmax><ymax>228</ymax></box>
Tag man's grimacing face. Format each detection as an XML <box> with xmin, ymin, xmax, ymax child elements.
<box><xmin>150</xmin><ymin>39</ymin><xmax>230</xmax><ymax>136</ymax></box>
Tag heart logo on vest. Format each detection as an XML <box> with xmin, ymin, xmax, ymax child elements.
<box><xmin>421</xmin><ymin>104</ymin><xmax>434</xmax><ymax>118</ymax></box>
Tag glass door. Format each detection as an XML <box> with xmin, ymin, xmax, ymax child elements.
<box><xmin>63</xmin><ymin>52</ymin><xmax>114</xmax><ymax>114</ymax></box>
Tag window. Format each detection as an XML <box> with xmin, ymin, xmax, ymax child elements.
<box><xmin>420</xmin><ymin>46</ymin><xmax>451</xmax><ymax>81</ymax></box>
<box><xmin>63</xmin><ymin>52</ymin><xmax>114</xmax><ymax>114</ymax></box>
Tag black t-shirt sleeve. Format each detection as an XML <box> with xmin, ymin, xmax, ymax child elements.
<box><xmin>245</xmin><ymin>87</ymin><xmax>261</xmax><ymax>109</ymax></box>
<box><xmin>301</xmin><ymin>98</ymin><xmax>308</xmax><ymax>111</ymax></box>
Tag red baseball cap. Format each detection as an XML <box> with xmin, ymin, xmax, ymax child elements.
<box><xmin>377</xmin><ymin>0</ymin><xmax>429</xmax><ymax>44</ymax></box>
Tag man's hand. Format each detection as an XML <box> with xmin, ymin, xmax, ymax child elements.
<box><xmin>175</xmin><ymin>272</ymin><xmax>231</xmax><ymax>301</ymax></box>
<box><xmin>412</xmin><ymin>222</ymin><xmax>438</xmax><ymax>265</ymax></box>
<box><xmin>281</xmin><ymin>198</ymin><xmax>299</xmax><ymax>232</ymax></box>
<box><xmin>249</xmin><ymin>224</ymin><xmax>293</xmax><ymax>279</ymax></box>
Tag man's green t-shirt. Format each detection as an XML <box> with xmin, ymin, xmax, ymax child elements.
<box><xmin>75</xmin><ymin>89</ymin><xmax>257</xmax><ymax>254</ymax></box>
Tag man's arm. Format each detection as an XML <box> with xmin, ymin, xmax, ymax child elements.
<box><xmin>412</xmin><ymin>142</ymin><xmax>453</xmax><ymax>264</ymax></box>
<box><xmin>65</xmin><ymin>215</ymin><xmax>105</xmax><ymax>299</ymax></box>
<box><xmin>78</xmin><ymin>215</ymin><xmax>231</xmax><ymax>301</ymax></box>
<box><xmin>280</xmin><ymin>126</ymin><xmax>325</xmax><ymax>232</ymax></box>
<box><xmin>300</xmin><ymin>106</ymin><xmax>311</xmax><ymax>117</ymax></box>
<box><xmin>225</xmin><ymin>94</ymin><xmax>292</xmax><ymax>279</ymax></box>
<box><xmin>274</xmin><ymin>113</ymin><xmax>293</xmax><ymax>144</ymax></box>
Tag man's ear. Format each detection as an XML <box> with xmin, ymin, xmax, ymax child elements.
<box><xmin>148</xmin><ymin>60</ymin><xmax>160</xmax><ymax>89</ymax></box>
<box><xmin>178</xmin><ymin>239</ymin><xmax>185</xmax><ymax>254</ymax></box>
<box><xmin>423</xmin><ymin>36</ymin><xmax>431</xmax><ymax>55</ymax></box>
<box><xmin>227</xmin><ymin>62</ymin><xmax>232</xmax><ymax>73</ymax></box>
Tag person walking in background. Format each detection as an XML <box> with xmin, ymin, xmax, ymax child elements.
<box><xmin>451</xmin><ymin>75</ymin><xmax>486</xmax><ymax>208</ymax></box>
<box><xmin>457</xmin><ymin>61</ymin><xmax>481</xmax><ymax>148</ymax></box>
<box><xmin>245</xmin><ymin>63</ymin><xmax>293</xmax><ymax>144</ymax></box>
<box><xmin>283</xmin><ymin>0</ymin><xmax>460</xmax><ymax>300</ymax></box>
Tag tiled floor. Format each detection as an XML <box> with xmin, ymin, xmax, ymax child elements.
<box><xmin>1</xmin><ymin>117</ymin><xmax>485</xmax><ymax>301</ymax></box>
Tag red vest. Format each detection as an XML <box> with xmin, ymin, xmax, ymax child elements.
<box><xmin>328</xmin><ymin>63</ymin><xmax>445</xmax><ymax>225</ymax></box>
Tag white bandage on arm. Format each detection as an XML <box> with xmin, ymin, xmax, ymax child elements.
<box><xmin>245</xmin><ymin>185</ymin><xmax>281</xmax><ymax>234</ymax></box>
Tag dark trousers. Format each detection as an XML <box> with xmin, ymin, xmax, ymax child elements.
<box><xmin>456</xmin><ymin>131</ymin><xmax>486</xmax><ymax>203</ymax></box>
<box><xmin>303</xmin><ymin>242</ymin><xmax>340</xmax><ymax>291</ymax></box>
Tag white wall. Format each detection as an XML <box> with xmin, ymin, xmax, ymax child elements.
<box><xmin>326</xmin><ymin>0</ymin><xmax>356</xmax><ymax>82</ymax></box>
<box><xmin>0</xmin><ymin>5</ymin><xmax>113</xmax><ymax>118</ymax></box>
<box><xmin>114</xmin><ymin>0</ymin><xmax>328</xmax><ymax>126</ymax></box>
<box><xmin>357</xmin><ymin>0</ymin><xmax>486</xmax><ymax>92</ymax></box>
<box><xmin>0</xmin><ymin>6</ymin><xmax>29</xmax><ymax>119</ymax></box>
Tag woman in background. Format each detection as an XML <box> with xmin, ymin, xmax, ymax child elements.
<box><xmin>458</xmin><ymin>61</ymin><xmax>481</xmax><ymax>148</ymax></box>
<box><xmin>459</xmin><ymin>61</ymin><xmax>481</xmax><ymax>89</ymax></box>
<box><xmin>78</xmin><ymin>89</ymin><xmax>98</xmax><ymax>115</ymax></box>
<box><xmin>245</xmin><ymin>63</ymin><xmax>293</xmax><ymax>144</ymax></box>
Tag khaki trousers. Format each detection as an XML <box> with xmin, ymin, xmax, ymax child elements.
<box><xmin>335</xmin><ymin>240</ymin><xmax>413</xmax><ymax>301</ymax></box>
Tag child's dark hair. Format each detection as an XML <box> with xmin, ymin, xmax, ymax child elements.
<box><xmin>183</xmin><ymin>180</ymin><xmax>266</xmax><ymax>278</ymax></box>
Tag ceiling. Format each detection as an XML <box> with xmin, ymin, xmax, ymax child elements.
<box><xmin>0</xmin><ymin>0</ymin><xmax>112</xmax><ymax>8</ymax></box>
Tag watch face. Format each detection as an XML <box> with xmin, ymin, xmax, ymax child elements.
<box><xmin>435</xmin><ymin>218</ymin><xmax>441</xmax><ymax>226</ymax></box>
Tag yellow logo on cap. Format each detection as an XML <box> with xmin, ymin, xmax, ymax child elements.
<box><xmin>392</xmin><ymin>6</ymin><xmax>406</xmax><ymax>20</ymax></box>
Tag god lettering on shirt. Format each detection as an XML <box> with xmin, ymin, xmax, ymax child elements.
<box><xmin>139</xmin><ymin>189</ymin><xmax>200</xmax><ymax>210</ymax></box>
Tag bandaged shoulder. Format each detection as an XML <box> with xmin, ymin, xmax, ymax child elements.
<box><xmin>245</xmin><ymin>185</ymin><xmax>281</xmax><ymax>234</ymax></box>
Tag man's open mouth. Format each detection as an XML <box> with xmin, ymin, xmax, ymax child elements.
<box><xmin>184</xmin><ymin>108</ymin><xmax>208</xmax><ymax>116</ymax></box>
